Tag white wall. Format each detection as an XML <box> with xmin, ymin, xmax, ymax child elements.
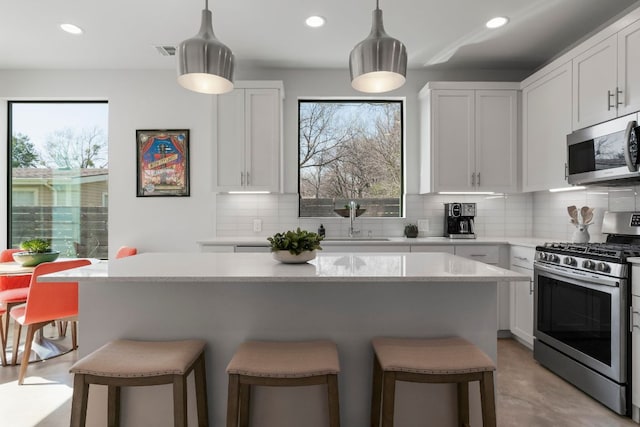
<box><xmin>1</xmin><ymin>67</ymin><xmax>530</xmax><ymax>253</ymax></box>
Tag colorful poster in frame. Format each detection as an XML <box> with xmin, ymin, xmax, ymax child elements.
<box><xmin>136</xmin><ymin>129</ymin><xmax>190</xmax><ymax>197</ymax></box>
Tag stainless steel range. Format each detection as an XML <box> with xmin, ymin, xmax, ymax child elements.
<box><xmin>534</xmin><ymin>211</ymin><xmax>638</xmax><ymax>416</ymax></box>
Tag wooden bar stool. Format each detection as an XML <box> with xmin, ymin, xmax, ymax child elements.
<box><xmin>69</xmin><ymin>339</ymin><xmax>209</xmax><ymax>427</ymax></box>
<box><xmin>226</xmin><ymin>340</ymin><xmax>341</xmax><ymax>427</ymax></box>
<box><xmin>371</xmin><ymin>336</ymin><xmax>496</xmax><ymax>427</ymax></box>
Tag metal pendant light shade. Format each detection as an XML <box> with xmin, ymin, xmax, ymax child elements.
<box><xmin>177</xmin><ymin>1</ymin><xmax>234</xmax><ymax>94</ymax></box>
<box><xmin>349</xmin><ymin>2</ymin><xmax>407</xmax><ymax>93</ymax></box>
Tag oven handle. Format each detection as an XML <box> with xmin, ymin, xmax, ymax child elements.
<box><xmin>534</xmin><ymin>262</ymin><xmax>621</xmax><ymax>290</ymax></box>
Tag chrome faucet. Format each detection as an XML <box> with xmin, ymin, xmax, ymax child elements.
<box><xmin>348</xmin><ymin>201</ymin><xmax>360</xmax><ymax>237</ymax></box>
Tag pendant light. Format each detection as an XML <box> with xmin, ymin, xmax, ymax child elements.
<box><xmin>177</xmin><ymin>0</ymin><xmax>234</xmax><ymax>94</ymax></box>
<box><xmin>349</xmin><ymin>0</ymin><xmax>407</xmax><ymax>93</ymax></box>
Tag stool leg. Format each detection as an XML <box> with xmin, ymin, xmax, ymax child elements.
<box><xmin>239</xmin><ymin>383</ymin><xmax>250</xmax><ymax>427</ymax></box>
<box><xmin>194</xmin><ymin>353</ymin><xmax>210</xmax><ymax>427</ymax></box>
<box><xmin>70</xmin><ymin>374</ymin><xmax>89</xmax><ymax>427</ymax></box>
<box><xmin>480</xmin><ymin>371</ymin><xmax>497</xmax><ymax>427</ymax></box>
<box><xmin>71</xmin><ymin>321</ymin><xmax>78</xmax><ymax>350</ymax></box>
<box><xmin>0</xmin><ymin>313</ymin><xmax>6</xmax><ymax>367</ymax></box>
<box><xmin>11</xmin><ymin>322</ymin><xmax>22</xmax><ymax>366</ymax></box>
<box><xmin>173</xmin><ymin>374</ymin><xmax>188</xmax><ymax>427</ymax></box>
<box><xmin>327</xmin><ymin>374</ymin><xmax>340</xmax><ymax>427</ymax></box>
<box><xmin>107</xmin><ymin>385</ymin><xmax>121</xmax><ymax>427</ymax></box>
<box><xmin>227</xmin><ymin>374</ymin><xmax>240</xmax><ymax>427</ymax></box>
<box><xmin>18</xmin><ymin>324</ymin><xmax>38</xmax><ymax>385</ymax></box>
<box><xmin>457</xmin><ymin>382</ymin><xmax>470</xmax><ymax>427</ymax></box>
<box><xmin>381</xmin><ymin>371</ymin><xmax>396</xmax><ymax>427</ymax></box>
<box><xmin>371</xmin><ymin>355</ymin><xmax>383</xmax><ymax>427</ymax></box>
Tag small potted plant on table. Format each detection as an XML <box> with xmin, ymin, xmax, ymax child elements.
<box><xmin>13</xmin><ymin>238</ymin><xmax>60</xmax><ymax>267</ymax></box>
<box><xmin>267</xmin><ymin>228</ymin><xmax>323</xmax><ymax>263</ymax></box>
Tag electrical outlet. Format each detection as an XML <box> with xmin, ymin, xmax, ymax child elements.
<box><xmin>253</xmin><ymin>219</ymin><xmax>262</xmax><ymax>232</ymax></box>
<box><xmin>417</xmin><ymin>219</ymin><xmax>429</xmax><ymax>232</ymax></box>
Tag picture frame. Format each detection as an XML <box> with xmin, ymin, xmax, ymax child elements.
<box><xmin>136</xmin><ymin>129</ymin><xmax>190</xmax><ymax>197</ymax></box>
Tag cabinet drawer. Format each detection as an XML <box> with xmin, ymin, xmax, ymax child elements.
<box><xmin>455</xmin><ymin>245</ymin><xmax>499</xmax><ymax>264</ymax></box>
<box><xmin>510</xmin><ymin>246</ymin><xmax>535</xmax><ymax>270</ymax></box>
<box><xmin>410</xmin><ymin>245</ymin><xmax>455</xmax><ymax>254</ymax></box>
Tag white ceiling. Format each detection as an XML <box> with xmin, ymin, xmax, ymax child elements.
<box><xmin>1</xmin><ymin>0</ymin><xmax>638</xmax><ymax>74</ymax></box>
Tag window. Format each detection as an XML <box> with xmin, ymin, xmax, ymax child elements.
<box><xmin>8</xmin><ymin>101</ymin><xmax>109</xmax><ymax>258</ymax></box>
<box><xmin>298</xmin><ymin>100</ymin><xmax>403</xmax><ymax>217</ymax></box>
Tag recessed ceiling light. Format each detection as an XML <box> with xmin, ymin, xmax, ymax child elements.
<box><xmin>60</xmin><ymin>23</ymin><xmax>84</xmax><ymax>35</ymax></box>
<box><xmin>305</xmin><ymin>16</ymin><xmax>326</xmax><ymax>28</ymax></box>
<box><xmin>485</xmin><ymin>16</ymin><xmax>509</xmax><ymax>29</ymax></box>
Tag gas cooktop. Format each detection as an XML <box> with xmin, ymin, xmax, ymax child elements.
<box><xmin>539</xmin><ymin>242</ymin><xmax>640</xmax><ymax>261</ymax></box>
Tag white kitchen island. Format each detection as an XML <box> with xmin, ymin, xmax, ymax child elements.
<box><xmin>41</xmin><ymin>252</ymin><xmax>526</xmax><ymax>427</ymax></box>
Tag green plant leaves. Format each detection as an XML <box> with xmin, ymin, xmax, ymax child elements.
<box><xmin>267</xmin><ymin>228</ymin><xmax>323</xmax><ymax>255</ymax></box>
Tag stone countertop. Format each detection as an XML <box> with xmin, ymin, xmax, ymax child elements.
<box><xmin>197</xmin><ymin>236</ymin><xmax>548</xmax><ymax>248</ymax></box>
<box><xmin>38</xmin><ymin>252</ymin><xmax>527</xmax><ymax>283</ymax></box>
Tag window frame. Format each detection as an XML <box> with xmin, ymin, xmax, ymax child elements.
<box><xmin>297</xmin><ymin>97</ymin><xmax>406</xmax><ymax>219</ymax></box>
<box><xmin>7</xmin><ymin>100</ymin><xmax>108</xmax><ymax>254</ymax></box>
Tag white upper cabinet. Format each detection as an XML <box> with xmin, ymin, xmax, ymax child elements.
<box><xmin>419</xmin><ymin>82</ymin><xmax>518</xmax><ymax>194</ymax></box>
<box><xmin>572</xmin><ymin>34</ymin><xmax>618</xmax><ymax>130</ymax></box>
<box><xmin>521</xmin><ymin>62</ymin><xmax>572</xmax><ymax>192</ymax></box>
<box><xmin>573</xmin><ymin>18</ymin><xmax>640</xmax><ymax>130</ymax></box>
<box><xmin>618</xmin><ymin>19</ymin><xmax>640</xmax><ymax>117</ymax></box>
<box><xmin>215</xmin><ymin>81</ymin><xmax>283</xmax><ymax>192</ymax></box>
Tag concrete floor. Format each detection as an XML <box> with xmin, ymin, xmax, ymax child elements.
<box><xmin>0</xmin><ymin>335</ymin><xmax>637</xmax><ymax>426</ymax></box>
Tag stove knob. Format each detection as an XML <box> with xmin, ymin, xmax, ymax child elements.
<box><xmin>596</xmin><ymin>262</ymin><xmax>610</xmax><ymax>273</ymax></box>
<box><xmin>563</xmin><ymin>257</ymin><xmax>576</xmax><ymax>266</ymax></box>
<box><xmin>582</xmin><ymin>260</ymin><xmax>596</xmax><ymax>270</ymax></box>
<box><xmin>550</xmin><ymin>254</ymin><xmax>560</xmax><ymax>263</ymax></box>
<box><xmin>537</xmin><ymin>252</ymin><xmax>547</xmax><ymax>261</ymax></box>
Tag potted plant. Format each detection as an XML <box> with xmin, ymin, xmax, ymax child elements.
<box><xmin>267</xmin><ymin>228</ymin><xmax>323</xmax><ymax>263</ymax></box>
<box><xmin>13</xmin><ymin>238</ymin><xmax>60</xmax><ymax>266</ymax></box>
<box><xmin>404</xmin><ymin>223</ymin><xmax>419</xmax><ymax>238</ymax></box>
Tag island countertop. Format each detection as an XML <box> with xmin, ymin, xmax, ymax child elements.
<box><xmin>39</xmin><ymin>251</ymin><xmax>527</xmax><ymax>283</ymax></box>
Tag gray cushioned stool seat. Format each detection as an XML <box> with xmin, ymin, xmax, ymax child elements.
<box><xmin>70</xmin><ymin>339</ymin><xmax>209</xmax><ymax>427</ymax></box>
<box><xmin>371</xmin><ymin>336</ymin><xmax>496</xmax><ymax>427</ymax></box>
<box><xmin>226</xmin><ymin>340</ymin><xmax>341</xmax><ymax>426</ymax></box>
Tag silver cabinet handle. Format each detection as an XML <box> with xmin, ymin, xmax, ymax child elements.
<box><xmin>608</xmin><ymin>90</ymin><xmax>615</xmax><ymax>111</ymax></box>
<box><xmin>240</xmin><ymin>172</ymin><xmax>244</xmax><ymax>185</ymax></box>
<box><xmin>246</xmin><ymin>172</ymin><xmax>250</xmax><ymax>185</ymax></box>
<box><xmin>477</xmin><ymin>172</ymin><xmax>481</xmax><ymax>186</ymax></box>
<box><xmin>514</xmin><ymin>256</ymin><xmax>530</xmax><ymax>261</ymax></box>
<box><xmin>631</xmin><ymin>307</ymin><xmax>639</xmax><ymax>332</ymax></box>
<box><xmin>565</xmin><ymin>163</ymin><xmax>568</xmax><ymax>180</ymax></box>
<box><xmin>529</xmin><ymin>278</ymin><xmax>534</xmax><ymax>295</ymax></box>
<box><xmin>471</xmin><ymin>173</ymin><xmax>476</xmax><ymax>187</ymax></box>
<box><xmin>469</xmin><ymin>254</ymin><xmax>486</xmax><ymax>257</ymax></box>
<box><xmin>617</xmin><ymin>87</ymin><xmax>624</xmax><ymax>107</ymax></box>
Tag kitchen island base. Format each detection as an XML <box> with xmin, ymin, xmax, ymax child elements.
<box><xmin>77</xmin><ymin>279</ymin><xmax>497</xmax><ymax>426</ymax></box>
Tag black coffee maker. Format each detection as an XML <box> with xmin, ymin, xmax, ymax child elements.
<box><xmin>444</xmin><ymin>203</ymin><xmax>476</xmax><ymax>239</ymax></box>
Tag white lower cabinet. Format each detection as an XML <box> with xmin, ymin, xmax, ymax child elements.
<box><xmin>454</xmin><ymin>245</ymin><xmax>510</xmax><ymax>333</ymax></box>
<box><xmin>321</xmin><ymin>245</ymin><xmax>411</xmax><ymax>253</ymax></box>
<box><xmin>509</xmin><ymin>246</ymin><xmax>535</xmax><ymax>348</ymax></box>
<box><xmin>410</xmin><ymin>245</ymin><xmax>455</xmax><ymax>254</ymax></box>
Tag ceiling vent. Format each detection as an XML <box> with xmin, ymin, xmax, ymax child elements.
<box><xmin>155</xmin><ymin>45</ymin><xmax>176</xmax><ymax>56</ymax></box>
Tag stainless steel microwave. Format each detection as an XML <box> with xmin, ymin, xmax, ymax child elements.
<box><xmin>567</xmin><ymin>113</ymin><xmax>640</xmax><ymax>185</ymax></box>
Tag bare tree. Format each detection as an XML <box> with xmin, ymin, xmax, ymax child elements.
<box><xmin>43</xmin><ymin>126</ymin><xmax>107</xmax><ymax>169</ymax></box>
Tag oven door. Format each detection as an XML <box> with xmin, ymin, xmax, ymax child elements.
<box><xmin>534</xmin><ymin>262</ymin><xmax>627</xmax><ymax>383</ymax></box>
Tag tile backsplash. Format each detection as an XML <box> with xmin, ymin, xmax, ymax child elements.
<box><xmin>215</xmin><ymin>186</ymin><xmax>640</xmax><ymax>242</ymax></box>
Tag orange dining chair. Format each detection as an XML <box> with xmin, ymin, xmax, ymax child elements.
<box><xmin>115</xmin><ymin>246</ymin><xmax>137</xmax><ymax>259</ymax></box>
<box><xmin>10</xmin><ymin>259</ymin><xmax>91</xmax><ymax>385</ymax></box>
<box><xmin>0</xmin><ymin>249</ymin><xmax>32</xmax><ymax>363</ymax></box>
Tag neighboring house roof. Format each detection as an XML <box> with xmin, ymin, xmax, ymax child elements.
<box><xmin>12</xmin><ymin>168</ymin><xmax>108</xmax><ymax>178</ymax></box>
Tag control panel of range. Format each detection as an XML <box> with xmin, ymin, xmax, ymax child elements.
<box><xmin>535</xmin><ymin>250</ymin><xmax>626</xmax><ymax>278</ymax></box>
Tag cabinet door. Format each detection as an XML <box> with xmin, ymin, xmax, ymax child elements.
<box><xmin>572</xmin><ymin>34</ymin><xmax>618</xmax><ymax>130</ymax></box>
<box><xmin>618</xmin><ymin>20</ymin><xmax>640</xmax><ymax>116</ymax></box>
<box><xmin>244</xmin><ymin>89</ymin><xmax>280</xmax><ymax>192</ymax></box>
<box><xmin>522</xmin><ymin>63</ymin><xmax>572</xmax><ymax>192</ymax></box>
<box><xmin>509</xmin><ymin>264</ymin><xmax>534</xmax><ymax>348</ymax></box>
<box><xmin>216</xmin><ymin>90</ymin><xmax>246</xmax><ymax>190</ymax></box>
<box><xmin>475</xmin><ymin>90</ymin><xmax>517</xmax><ymax>193</ymax></box>
<box><xmin>410</xmin><ymin>245</ymin><xmax>455</xmax><ymax>254</ymax></box>
<box><xmin>431</xmin><ymin>90</ymin><xmax>475</xmax><ymax>192</ymax></box>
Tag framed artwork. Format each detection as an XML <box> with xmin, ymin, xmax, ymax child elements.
<box><xmin>136</xmin><ymin>129</ymin><xmax>190</xmax><ymax>197</ymax></box>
